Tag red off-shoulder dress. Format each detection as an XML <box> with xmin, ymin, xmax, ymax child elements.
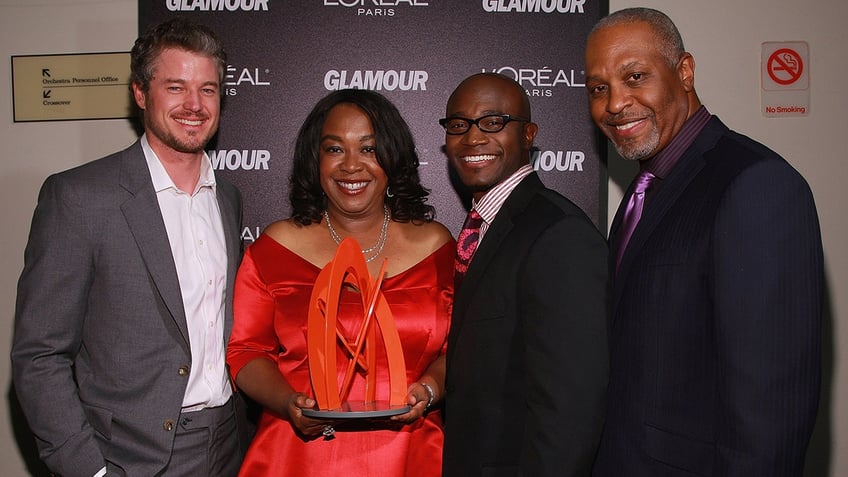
<box><xmin>227</xmin><ymin>234</ymin><xmax>454</xmax><ymax>477</ymax></box>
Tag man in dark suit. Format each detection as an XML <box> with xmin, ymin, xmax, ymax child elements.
<box><xmin>585</xmin><ymin>8</ymin><xmax>823</xmax><ymax>476</ymax></box>
<box><xmin>440</xmin><ymin>72</ymin><xmax>609</xmax><ymax>476</ymax></box>
<box><xmin>12</xmin><ymin>19</ymin><xmax>246</xmax><ymax>476</ymax></box>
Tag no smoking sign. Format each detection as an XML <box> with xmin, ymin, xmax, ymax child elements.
<box><xmin>761</xmin><ymin>41</ymin><xmax>809</xmax><ymax>117</ymax></box>
<box><xmin>768</xmin><ymin>48</ymin><xmax>803</xmax><ymax>85</ymax></box>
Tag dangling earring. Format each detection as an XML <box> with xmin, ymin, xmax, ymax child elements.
<box><xmin>386</xmin><ymin>187</ymin><xmax>395</xmax><ymax>198</ymax></box>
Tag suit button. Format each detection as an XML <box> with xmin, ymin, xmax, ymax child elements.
<box><xmin>163</xmin><ymin>419</ymin><xmax>175</xmax><ymax>431</ymax></box>
<box><xmin>178</xmin><ymin>365</ymin><xmax>189</xmax><ymax>376</ymax></box>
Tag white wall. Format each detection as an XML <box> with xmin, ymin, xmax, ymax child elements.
<box><xmin>0</xmin><ymin>1</ymin><xmax>844</xmax><ymax>475</ymax></box>
<box><xmin>0</xmin><ymin>1</ymin><xmax>139</xmax><ymax>475</ymax></box>
<box><xmin>607</xmin><ymin>1</ymin><xmax>848</xmax><ymax>476</ymax></box>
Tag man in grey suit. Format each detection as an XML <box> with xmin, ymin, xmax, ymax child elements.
<box><xmin>12</xmin><ymin>18</ymin><xmax>245</xmax><ymax>477</ymax></box>
<box><xmin>440</xmin><ymin>72</ymin><xmax>609</xmax><ymax>476</ymax></box>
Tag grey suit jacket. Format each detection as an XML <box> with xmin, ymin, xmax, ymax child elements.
<box><xmin>443</xmin><ymin>173</ymin><xmax>609</xmax><ymax>477</ymax></box>
<box><xmin>11</xmin><ymin>141</ymin><xmax>243</xmax><ymax>477</ymax></box>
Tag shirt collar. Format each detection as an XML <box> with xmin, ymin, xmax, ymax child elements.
<box><xmin>642</xmin><ymin>105</ymin><xmax>711</xmax><ymax>178</ymax></box>
<box><xmin>472</xmin><ymin>164</ymin><xmax>534</xmax><ymax>225</ymax></box>
<box><xmin>141</xmin><ymin>133</ymin><xmax>216</xmax><ymax>194</ymax></box>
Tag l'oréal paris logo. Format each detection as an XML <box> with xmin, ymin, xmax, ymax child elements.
<box><xmin>324</xmin><ymin>0</ymin><xmax>429</xmax><ymax>5</ymax></box>
<box><xmin>324</xmin><ymin>0</ymin><xmax>429</xmax><ymax>16</ymax></box>
<box><xmin>483</xmin><ymin>66</ymin><xmax>584</xmax><ymax>98</ymax></box>
<box><xmin>223</xmin><ymin>64</ymin><xmax>271</xmax><ymax>96</ymax></box>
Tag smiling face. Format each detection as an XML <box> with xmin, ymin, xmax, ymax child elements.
<box><xmin>132</xmin><ymin>47</ymin><xmax>221</xmax><ymax>158</ymax></box>
<box><xmin>319</xmin><ymin>103</ymin><xmax>388</xmax><ymax>220</ymax></box>
<box><xmin>585</xmin><ymin>21</ymin><xmax>696</xmax><ymax>162</ymax></box>
<box><xmin>444</xmin><ymin>74</ymin><xmax>538</xmax><ymax>201</ymax></box>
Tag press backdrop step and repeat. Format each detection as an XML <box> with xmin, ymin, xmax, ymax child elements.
<box><xmin>140</xmin><ymin>0</ymin><xmax>608</xmax><ymax>241</ymax></box>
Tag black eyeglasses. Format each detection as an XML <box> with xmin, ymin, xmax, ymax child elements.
<box><xmin>438</xmin><ymin>114</ymin><xmax>529</xmax><ymax>135</ymax></box>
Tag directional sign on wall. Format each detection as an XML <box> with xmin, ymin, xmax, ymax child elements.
<box><xmin>12</xmin><ymin>52</ymin><xmax>132</xmax><ymax>122</ymax></box>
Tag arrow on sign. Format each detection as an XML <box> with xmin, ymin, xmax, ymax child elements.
<box><xmin>43</xmin><ymin>90</ymin><xmax>51</xmax><ymax>98</ymax></box>
<box><xmin>42</xmin><ymin>69</ymin><xmax>51</xmax><ymax>77</ymax></box>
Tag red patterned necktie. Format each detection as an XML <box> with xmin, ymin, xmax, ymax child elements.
<box><xmin>615</xmin><ymin>170</ymin><xmax>656</xmax><ymax>270</ymax></box>
<box><xmin>455</xmin><ymin>209</ymin><xmax>483</xmax><ymax>285</ymax></box>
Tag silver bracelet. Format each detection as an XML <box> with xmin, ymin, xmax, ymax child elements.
<box><xmin>420</xmin><ymin>382</ymin><xmax>435</xmax><ymax>410</ymax></box>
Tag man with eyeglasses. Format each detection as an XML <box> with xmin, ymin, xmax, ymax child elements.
<box><xmin>439</xmin><ymin>72</ymin><xmax>609</xmax><ymax>477</ymax></box>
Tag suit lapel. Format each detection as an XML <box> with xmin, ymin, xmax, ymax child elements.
<box><xmin>215</xmin><ymin>180</ymin><xmax>241</xmax><ymax>341</ymax></box>
<box><xmin>612</xmin><ymin>119</ymin><xmax>727</xmax><ymax>316</ymax></box>
<box><xmin>118</xmin><ymin>142</ymin><xmax>191</xmax><ymax>351</ymax></box>
<box><xmin>451</xmin><ymin>174</ymin><xmax>542</xmax><ymax>341</ymax></box>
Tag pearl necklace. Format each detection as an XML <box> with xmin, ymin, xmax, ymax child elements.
<box><xmin>324</xmin><ymin>205</ymin><xmax>389</xmax><ymax>263</ymax></box>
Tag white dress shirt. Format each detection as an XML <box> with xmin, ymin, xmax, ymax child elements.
<box><xmin>141</xmin><ymin>134</ymin><xmax>232</xmax><ymax>411</ymax></box>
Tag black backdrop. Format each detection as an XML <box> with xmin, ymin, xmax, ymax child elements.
<box><xmin>140</xmin><ymin>0</ymin><xmax>609</xmax><ymax>241</ymax></box>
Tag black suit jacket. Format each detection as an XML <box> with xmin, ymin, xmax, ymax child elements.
<box><xmin>593</xmin><ymin>116</ymin><xmax>823</xmax><ymax>476</ymax></box>
<box><xmin>12</xmin><ymin>141</ymin><xmax>245</xmax><ymax>477</ymax></box>
<box><xmin>443</xmin><ymin>172</ymin><xmax>609</xmax><ymax>477</ymax></box>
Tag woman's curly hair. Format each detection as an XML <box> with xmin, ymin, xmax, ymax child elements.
<box><xmin>290</xmin><ymin>89</ymin><xmax>435</xmax><ymax>225</ymax></box>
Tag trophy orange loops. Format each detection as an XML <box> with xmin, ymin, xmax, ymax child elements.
<box><xmin>307</xmin><ymin>238</ymin><xmax>408</xmax><ymax>411</ymax></box>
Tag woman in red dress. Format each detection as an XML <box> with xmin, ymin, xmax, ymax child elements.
<box><xmin>227</xmin><ymin>89</ymin><xmax>454</xmax><ymax>476</ymax></box>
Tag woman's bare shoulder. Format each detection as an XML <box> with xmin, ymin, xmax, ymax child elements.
<box><xmin>397</xmin><ymin>220</ymin><xmax>454</xmax><ymax>252</ymax></box>
<box><xmin>262</xmin><ymin>219</ymin><xmax>300</xmax><ymax>245</ymax></box>
<box><xmin>262</xmin><ymin>219</ymin><xmax>336</xmax><ymax>267</ymax></box>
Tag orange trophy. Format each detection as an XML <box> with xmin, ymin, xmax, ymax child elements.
<box><xmin>303</xmin><ymin>238</ymin><xmax>411</xmax><ymax>418</ymax></box>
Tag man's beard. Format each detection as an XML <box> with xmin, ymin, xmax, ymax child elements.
<box><xmin>146</xmin><ymin>118</ymin><xmax>213</xmax><ymax>154</ymax></box>
<box><xmin>613</xmin><ymin>127</ymin><xmax>659</xmax><ymax>162</ymax></box>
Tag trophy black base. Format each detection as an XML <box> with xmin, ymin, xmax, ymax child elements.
<box><xmin>302</xmin><ymin>401</ymin><xmax>411</xmax><ymax>419</ymax></box>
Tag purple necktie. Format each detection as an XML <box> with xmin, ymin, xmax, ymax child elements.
<box><xmin>615</xmin><ymin>170</ymin><xmax>656</xmax><ymax>270</ymax></box>
<box><xmin>455</xmin><ymin>209</ymin><xmax>483</xmax><ymax>285</ymax></box>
